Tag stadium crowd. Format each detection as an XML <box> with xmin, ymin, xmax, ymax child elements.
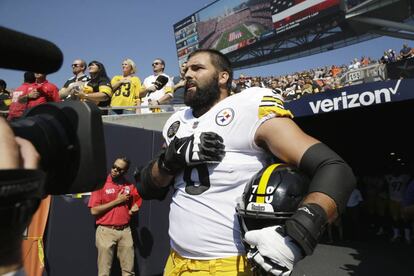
<box><xmin>0</xmin><ymin>43</ymin><xmax>413</xmax><ymax>119</ymax></box>
<box><xmin>0</xmin><ymin>44</ymin><xmax>414</xmax><ymax>120</ymax></box>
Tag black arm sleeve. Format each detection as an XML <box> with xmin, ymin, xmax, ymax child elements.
<box><xmin>137</xmin><ymin>157</ymin><xmax>171</xmax><ymax>200</ymax></box>
<box><xmin>299</xmin><ymin>142</ymin><xmax>356</xmax><ymax>214</ymax></box>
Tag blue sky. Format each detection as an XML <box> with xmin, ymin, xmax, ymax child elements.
<box><xmin>0</xmin><ymin>0</ymin><xmax>408</xmax><ymax>88</ymax></box>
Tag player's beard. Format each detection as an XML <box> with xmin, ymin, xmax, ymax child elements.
<box><xmin>184</xmin><ymin>75</ymin><xmax>220</xmax><ymax>116</ymax></box>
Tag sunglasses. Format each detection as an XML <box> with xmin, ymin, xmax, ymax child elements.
<box><xmin>112</xmin><ymin>165</ymin><xmax>125</xmax><ymax>172</ymax></box>
<box><xmin>72</xmin><ymin>64</ymin><xmax>81</xmax><ymax>67</ymax></box>
<box><xmin>152</xmin><ymin>62</ymin><xmax>161</xmax><ymax>66</ymax></box>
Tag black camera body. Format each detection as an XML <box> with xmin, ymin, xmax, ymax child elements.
<box><xmin>10</xmin><ymin>101</ymin><xmax>107</xmax><ymax>195</ymax></box>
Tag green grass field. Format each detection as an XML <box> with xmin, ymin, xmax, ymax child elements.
<box><xmin>215</xmin><ymin>24</ymin><xmax>253</xmax><ymax>50</ymax></box>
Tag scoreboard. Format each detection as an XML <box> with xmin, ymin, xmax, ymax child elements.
<box><xmin>173</xmin><ymin>0</ymin><xmax>342</xmax><ymax>64</ymax></box>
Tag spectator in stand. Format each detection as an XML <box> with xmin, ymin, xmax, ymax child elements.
<box><xmin>388</xmin><ymin>49</ymin><xmax>397</xmax><ymax>62</ymax></box>
<box><xmin>140</xmin><ymin>58</ymin><xmax>173</xmax><ymax>113</ymax></box>
<box><xmin>399</xmin><ymin>43</ymin><xmax>412</xmax><ymax>60</ymax></box>
<box><xmin>77</xmin><ymin>61</ymin><xmax>112</xmax><ymax>115</ymax></box>
<box><xmin>333</xmin><ymin>79</ymin><xmax>343</xmax><ymax>90</ymax></box>
<box><xmin>270</xmin><ymin>78</ymin><xmax>283</xmax><ymax>95</ymax></box>
<box><xmin>171</xmin><ymin>61</ymin><xmax>187</xmax><ymax>105</ymax></box>
<box><xmin>0</xmin><ymin>79</ymin><xmax>11</xmax><ymax>117</ymax></box>
<box><xmin>360</xmin><ymin>56</ymin><xmax>370</xmax><ymax>67</ymax></box>
<box><xmin>282</xmin><ymin>75</ymin><xmax>299</xmax><ymax>101</ymax></box>
<box><xmin>26</xmin><ymin>73</ymin><xmax>60</xmax><ymax>109</ymax></box>
<box><xmin>235</xmin><ymin>74</ymin><xmax>251</xmax><ymax>93</ymax></box>
<box><xmin>348</xmin><ymin>58</ymin><xmax>361</xmax><ymax>70</ymax></box>
<box><xmin>110</xmin><ymin>58</ymin><xmax>142</xmax><ymax>115</ymax></box>
<box><xmin>88</xmin><ymin>157</ymin><xmax>142</xmax><ymax>276</ymax></box>
<box><xmin>59</xmin><ymin>59</ymin><xmax>90</xmax><ymax>100</ymax></box>
<box><xmin>329</xmin><ymin>65</ymin><xmax>342</xmax><ymax>78</ymax></box>
<box><xmin>306</xmin><ymin>75</ymin><xmax>322</xmax><ymax>93</ymax></box>
<box><xmin>251</xmin><ymin>76</ymin><xmax>263</xmax><ymax>87</ymax></box>
<box><xmin>7</xmin><ymin>72</ymin><xmax>36</xmax><ymax>121</ymax></box>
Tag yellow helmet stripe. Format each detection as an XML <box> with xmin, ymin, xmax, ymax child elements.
<box><xmin>256</xmin><ymin>164</ymin><xmax>281</xmax><ymax>203</ymax></box>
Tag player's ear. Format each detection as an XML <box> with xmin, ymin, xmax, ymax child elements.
<box><xmin>218</xmin><ymin>71</ymin><xmax>229</xmax><ymax>87</ymax></box>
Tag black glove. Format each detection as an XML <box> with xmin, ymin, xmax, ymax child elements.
<box><xmin>158</xmin><ymin>132</ymin><xmax>225</xmax><ymax>174</ymax></box>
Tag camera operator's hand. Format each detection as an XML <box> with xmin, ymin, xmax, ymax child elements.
<box><xmin>0</xmin><ymin>117</ymin><xmax>40</xmax><ymax>169</ymax></box>
<box><xmin>244</xmin><ymin>226</ymin><xmax>304</xmax><ymax>276</ymax></box>
<box><xmin>158</xmin><ymin>132</ymin><xmax>225</xmax><ymax>175</ymax></box>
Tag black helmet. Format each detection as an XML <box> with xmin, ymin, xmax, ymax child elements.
<box><xmin>236</xmin><ymin>163</ymin><xmax>310</xmax><ymax>235</ymax></box>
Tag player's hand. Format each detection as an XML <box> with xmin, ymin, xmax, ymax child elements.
<box><xmin>244</xmin><ymin>226</ymin><xmax>304</xmax><ymax>276</ymax></box>
<box><xmin>158</xmin><ymin>132</ymin><xmax>225</xmax><ymax>174</ymax></box>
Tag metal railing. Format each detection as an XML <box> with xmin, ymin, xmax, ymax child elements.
<box><xmin>340</xmin><ymin>63</ymin><xmax>387</xmax><ymax>86</ymax></box>
<box><xmin>100</xmin><ymin>104</ymin><xmax>186</xmax><ymax>115</ymax></box>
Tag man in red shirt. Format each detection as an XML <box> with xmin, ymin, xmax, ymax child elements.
<box><xmin>88</xmin><ymin>157</ymin><xmax>142</xmax><ymax>276</ymax></box>
<box><xmin>26</xmin><ymin>73</ymin><xmax>60</xmax><ymax>108</ymax></box>
<box><xmin>7</xmin><ymin>72</ymin><xmax>37</xmax><ymax>121</ymax></box>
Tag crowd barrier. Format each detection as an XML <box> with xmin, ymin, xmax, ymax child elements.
<box><xmin>340</xmin><ymin>63</ymin><xmax>387</xmax><ymax>86</ymax></box>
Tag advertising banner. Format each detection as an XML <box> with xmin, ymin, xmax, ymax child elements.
<box><xmin>286</xmin><ymin>79</ymin><xmax>412</xmax><ymax>117</ymax></box>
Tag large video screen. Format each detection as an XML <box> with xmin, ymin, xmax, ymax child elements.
<box><xmin>174</xmin><ymin>0</ymin><xmax>341</xmax><ymax>64</ymax></box>
<box><xmin>271</xmin><ymin>0</ymin><xmax>341</xmax><ymax>34</ymax></box>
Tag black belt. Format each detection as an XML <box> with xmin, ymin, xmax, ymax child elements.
<box><xmin>100</xmin><ymin>224</ymin><xmax>129</xmax><ymax>230</ymax></box>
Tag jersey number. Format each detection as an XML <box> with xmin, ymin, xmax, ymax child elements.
<box><xmin>114</xmin><ymin>82</ymin><xmax>131</xmax><ymax>97</ymax></box>
<box><xmin>183</xmin><ymin>164</ymin><xmax>210</xmax><ymax>195</ymax></box>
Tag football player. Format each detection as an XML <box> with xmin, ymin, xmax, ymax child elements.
<box><xmin>139</xmin><ymin>49</ymin><xmax>356</xmax><ymax>275</ymax></box>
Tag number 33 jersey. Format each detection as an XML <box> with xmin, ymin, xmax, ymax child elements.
<box><xmin>162</xmin><ymin>87</ymin><xmax>293</xmax><ymax>259</ymax></box>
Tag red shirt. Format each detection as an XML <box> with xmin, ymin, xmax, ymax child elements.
<box><xmin>88</xmin><ymin>175</ymin><xmax>142</xmax><ymax>226</ymax></box>
<box><xmin>7</xmin><ymin>82</ymin><xmax>36</xmax><ymax>120</ymax></box>
<box><xmin>27</xmin><ymin>80</ymin><xmax>60</xmax><ymax>108</ymax></box>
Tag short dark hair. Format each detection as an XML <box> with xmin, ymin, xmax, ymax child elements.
<box><xmin>188</xmin><ymin>49</ymin><xmax>233</xmax><ymax>91</ymax></box>
<box><xmin>154</xmin><ymin>58</ymin><xmax>165</xmax><ymax>66</ymax></box>
<box><xmin>24</xmin><ymin>72</ymin><xmax>36</xmax><ymax>83</ymax></box>
<box><xmin>116</xmin><ymin>157</ymin><xmax>131</xmax><ymax>170</ymax></box>
<box><xmin>0</xmin><ymin>79</ymin><xmax>6</xmax><ymax>89</ymax></box>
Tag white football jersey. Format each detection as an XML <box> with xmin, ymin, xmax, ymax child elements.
<box><xmin>386</xmin><ymin>174</ymin><xmax>411</xmax><ymax>201</ymax></box>
<box><xmin>162</xmin><ymin>87</ymin><xmax>293</xmax><ymax>259</ymax></box>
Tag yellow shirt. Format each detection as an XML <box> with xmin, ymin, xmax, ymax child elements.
<box><xmin>110</xmin><ymin>75</ymin><xmax>142</xmax><ymax>108</ymax></box>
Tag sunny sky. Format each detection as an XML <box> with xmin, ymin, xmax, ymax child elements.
<box><xmin>0</xmin><ymin>0</ymin><xmax>409</xmax><ymax>89</ymax></box>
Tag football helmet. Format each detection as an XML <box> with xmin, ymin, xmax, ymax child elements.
<box><xmin>236</xmin><ymin>163</ymin><xmax>310</xmax><ymax>235</ymax></box>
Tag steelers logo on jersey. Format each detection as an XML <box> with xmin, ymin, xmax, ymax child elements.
<box><xmin>215</xmin><ymin>108</ymin><xmax>234</xmax><ymax>126</ymax></box>
<box><xmin>167</xmin><ymin>121</ymin><xmax>180</xmax><ymax>138</ymax></box>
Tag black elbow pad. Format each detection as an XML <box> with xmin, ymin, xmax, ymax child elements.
<box><xmin>299</xmin><ymin>143</ymin><xmax>356</xmax><ymax>214</ymax></box>
<box><xmin>137</xmin><ymin>159</ymin><xmax>171</xmax><ymax>200</ymax></box>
